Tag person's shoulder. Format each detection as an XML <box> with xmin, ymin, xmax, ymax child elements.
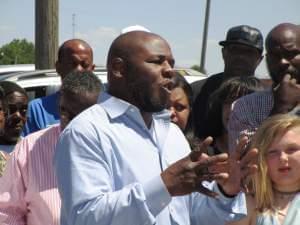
<box><xmin>28</xmin><ymin>96</ymin><xmax>42</xmax><ymax>107</ymax></box>
<box><xmin>193</xmin><ymin>73</ymin><xmax>224</xmax><ymax>103</ymax></box>
<box><xmin>58</xmin><ymin>104</ymin><xmax>111</xmax><ymax>150</ymax></box>
<box><xmin>24</xmin><ymin>125</ymin><xmax>54</xmax><ymax>138</ymax></box>
<box><xmin>33</xmin><ymin>124</ymin><xmax>60</xmax><ymax>141</ymax></box>
<box><xmin>65</xmin><ymin>103</ymin><xmax>107</xmax><ymax>132</ymax></box>
<box><xmin>207</xmin><ymin>72</ymin><xmax>224</xmax><ymax>80</ymax></box>
<box><xmin>200</xmin><ymin>73</ymin><xmax>224</xmax><ymax>90</ymax></box>
<box><xmin>65</xmin><ymin>93</ymin><xmax>128</xmax><ymax>133</ymax></box>
<box><xmin>28</xmin><ymin>92</ymin><xmax>58</xmax><ymax>107</ymax></box>
<box><xmin>230</xmin><ymin>89</ymin><xmax>273</xmax><ymax>123</ymax></box>
<box><xmin>191</xmin><ymin>72</ymin><xmax>223</xmax><ymax>86</ymax></box>
<box><xmin>80</xmin><ymin>103</ymin><xmax>106</xmax><ymax>120</ymax></box>
<box><xmin>1</xmin><ymin>128</ymin><xmax>57</xmax><ymax>172</ymax></box>
<box><xmin>191</xmin><ymin>78</ymin><xmax>207</xmax><ymax>89</ymax></box>
<box><xmin>197</xmin><ymin>72</ymin><xmax>223</xmax><ymax>85</ymax></box>
<box><xmin>198</xmin><ymin>72</ymin><xmax>223</xmax><ymax>84</ymax></box>
<box><xmin>191</xmin><ymin>78</ymin><xmax>208</xmax><ymax>100</ymax></box>
<box><xmin>21</xmin><ymin>124</ymin><xmax>58</xmax><ymax>144</ymax></box>
<box><xmin>236</xmin><ymin>89</ymin><xmax>272</xmax><ymax>105</ymax></box>
<box><xmin>39</xmin><ymin>92</ymin><xmax>59</xmax><ymax>102</ymax></box>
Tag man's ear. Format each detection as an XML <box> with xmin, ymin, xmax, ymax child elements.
<box><xmin>55</xmin><ymin>61</ymin><xmax>63</xmax><ymax>79</ymax></box>
<box><xmin>111</xmin><ymin>57</ymin><xmax>126</xmax><ymax>78</ymax></box>
<box><xmin>91</xmin><ymin>63</ymin><xmax>96</xmax><ymax>71</ymax></box>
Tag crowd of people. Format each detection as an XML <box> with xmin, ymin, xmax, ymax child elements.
<box><xmin>0</xmin><ymin>22</ymin><xmax>299</xmax><ymax>225</ymax></box>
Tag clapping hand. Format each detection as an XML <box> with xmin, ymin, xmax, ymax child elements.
<box><xmin>216</xmin><ymin>136</ymin><xmax>258</xmax><ymax>196</ymax></box>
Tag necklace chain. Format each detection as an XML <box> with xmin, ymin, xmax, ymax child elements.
<box><xmin>273</xmin><ymin>189</ymin><xmax>299</xmax><ymax>205</ymax></box>
<box><xmin>273</xmin><ymin>188</ymin><xmax>299</xmax><ymax>197</ymax></box>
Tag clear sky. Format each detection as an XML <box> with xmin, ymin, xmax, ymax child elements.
<box><xmin>1</xmin><ymin>0</ymin><xmax>300</xmax><ymax>77</ymax></box>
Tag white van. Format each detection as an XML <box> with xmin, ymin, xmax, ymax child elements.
<box><xmin>0</xmin><ymin>64</ymin><xmax>35</xmax><ymax>76</ymax></box>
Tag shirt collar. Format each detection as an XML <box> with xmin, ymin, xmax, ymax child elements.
<box><xmin>99</xmin><ymin>92</ymin><xmax>139</xmax><ymax>119</ymax></box>
<box><xmin>99</xmin><ymin>91</ymin><xmax>171</xmax><ymax>122</ymax></box>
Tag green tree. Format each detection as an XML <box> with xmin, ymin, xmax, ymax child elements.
<box><xmin>0</xmin><ymin>39</ymin><xmax>35</xmax><ymax>65</ymax></box>
<box><xmin>191</xmin><ymin>65</ymin><xmax>201</xmax><ymax>72</ymax></box>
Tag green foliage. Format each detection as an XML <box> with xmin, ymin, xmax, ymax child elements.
<box><xmin>0</xmin><ymin>39</ymin><xmax>35</xmax><ymax>65</ymax></box>
<box><xmin>191</xmin><ymin>65</ymin><xmax>201</xmax><ymax>72</ymax></box>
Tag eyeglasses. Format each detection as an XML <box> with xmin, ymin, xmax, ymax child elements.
<box><xmin>7</xmin><ymin>104</ymin><xmax>28</xmax><ymax>117</ymax></box>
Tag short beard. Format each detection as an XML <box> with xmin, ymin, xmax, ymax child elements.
<box><xmin>129</xmin><ymin>83</ymin><xmax>166</xmax><ymax>113</ymax></box>
<box><xmin>1</xmin><ymin>132</ymin><xmax>19</xmax><ymax>145</ymax></box>
<box><xmin>125</xmin><ymin>62</ymin><xmax>167</xmax><ymax>113</ymax></box>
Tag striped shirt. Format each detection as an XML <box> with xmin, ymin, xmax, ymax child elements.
<box><xmin>228</xmin><ymin>89</ymin><xmax>274</xmax><ymax>152</ymax></box>
<box><xmin>0</xmin><ymin>125</ymin><xmax>61</xmax><ymax>225</ymax></box>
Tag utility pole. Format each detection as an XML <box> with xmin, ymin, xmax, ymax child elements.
<box><xmin>35</xmin><ymin>0</ymin><xmax>59</xmax><ymax>69</ymax></box>
<box><xmin>199</xmin><ymin>0</ymin><xmax>211</xmax><ymax>74</ymax></box>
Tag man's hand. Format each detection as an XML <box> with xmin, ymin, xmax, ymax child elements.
<box><xmin>161</xmin><ymin>137</ymin><xmax>229</xmax><ymax>198</ymax></box>
<box><xmin>272</xmin><ymin>74</ymin><xmax>300</xmax><ymax>114</ymax></box>
<box><xmin>217</xmin><ymin>136</ymin><xmax>258</xmax><ymax>196</ymax></box>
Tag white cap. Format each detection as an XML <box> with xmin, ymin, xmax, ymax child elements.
<box><xmin>121</xmin><ymin>25</ymin><xmax>151</xmax><ymax>34</ymax></box>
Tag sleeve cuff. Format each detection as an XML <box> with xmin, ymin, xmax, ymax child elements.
<box><xmin>142</xmin><ymin>175</ymin><xmax>172</xmax><ymax>216</ymax></box>
<box><xmin>212</xmin><ymin>182</ymin><xmax>247</xmax><ymax>217</ymax></box>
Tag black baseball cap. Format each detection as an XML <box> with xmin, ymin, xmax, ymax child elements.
<box><xmin>219</xmin><ymin>25</ymin><xmax>264</xmax><ymax>53</ymax></box>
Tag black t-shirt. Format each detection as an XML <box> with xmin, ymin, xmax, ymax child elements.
<box><xmin>192</xmin><ymin>72</ymin><xmax>225</xmax><ymax>138</ymax></box>
<box><xmin>190</xmin><ymin>79</ymin><xmax>207</xmax><ymax>103</ymax></box>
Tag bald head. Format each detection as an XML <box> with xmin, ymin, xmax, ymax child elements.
<box><xmin>56</xmin><ymin>39</ymin><xmax>95</xmax><ymax>79</ymax></box>
<box><xmin>265</xmin><ymin>23</ymin><xmax>300</xmax><ymax>84</ymax></box>
<box><xmin>266</xmin><ymin>23</ymin><xmax>300</xmax><ymax>52</ymax></box>
<box><xmin>106</xmin><ymin>31</ymin><xmax>172</xmax><ymax>88</ymax></box>
<box><xmin>58</xmin><ymin>39</ymin><xmax>93</xmax><ymax>61</ymax></box>
<box><xmin>106</xmin><ymin>31</ymin><xmax>175</xmax><ymax>114</ymax></box>
<box><xmin>107</xmin><ymin>31</ymin><xmax>169</xmax><ymax>67</ymax></box>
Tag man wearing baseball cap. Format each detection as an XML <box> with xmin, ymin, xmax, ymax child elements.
<box><xmin>192</xmin><ymin>25</ymin><xmax>264</xmax><ymax>140</ymax></box>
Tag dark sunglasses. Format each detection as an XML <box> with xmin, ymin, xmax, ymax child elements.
<box><xmin>7</xmin><ymin>104</ymin><xmax>28</xmax><ymax>117</ymax></box>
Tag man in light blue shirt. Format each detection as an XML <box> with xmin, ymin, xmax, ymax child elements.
<box><xmin>54</xmin><ymin>31</ymin><xmax>257</xmax><ymax>225</ymax></box>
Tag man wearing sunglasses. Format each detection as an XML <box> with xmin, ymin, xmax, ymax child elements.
<box><xmin>0</xmin><ymin>81</ymin><xmax>28</xmax><ymax>153</ymax></box>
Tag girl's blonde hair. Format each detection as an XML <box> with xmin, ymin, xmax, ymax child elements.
<box><xmin>250</xmin><ymin>114</ymin><xmax>300</xmax><ymax>213</ymax></box>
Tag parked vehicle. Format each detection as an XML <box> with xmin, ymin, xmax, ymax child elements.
<box><xmin>0</xmin><ymin>67</ymin><xmax>207</xmax><ymax>100</ymax></box>
<box><xmin>0</xmin><ymin>64</ymin><xmax>35</xmax><ymax>76</ymax></box>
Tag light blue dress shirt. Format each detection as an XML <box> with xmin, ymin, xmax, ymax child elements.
<box><xmin>54</xmin><ymin>92</ymin><xmax>247</xmax><ymax>225</ymax></box>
